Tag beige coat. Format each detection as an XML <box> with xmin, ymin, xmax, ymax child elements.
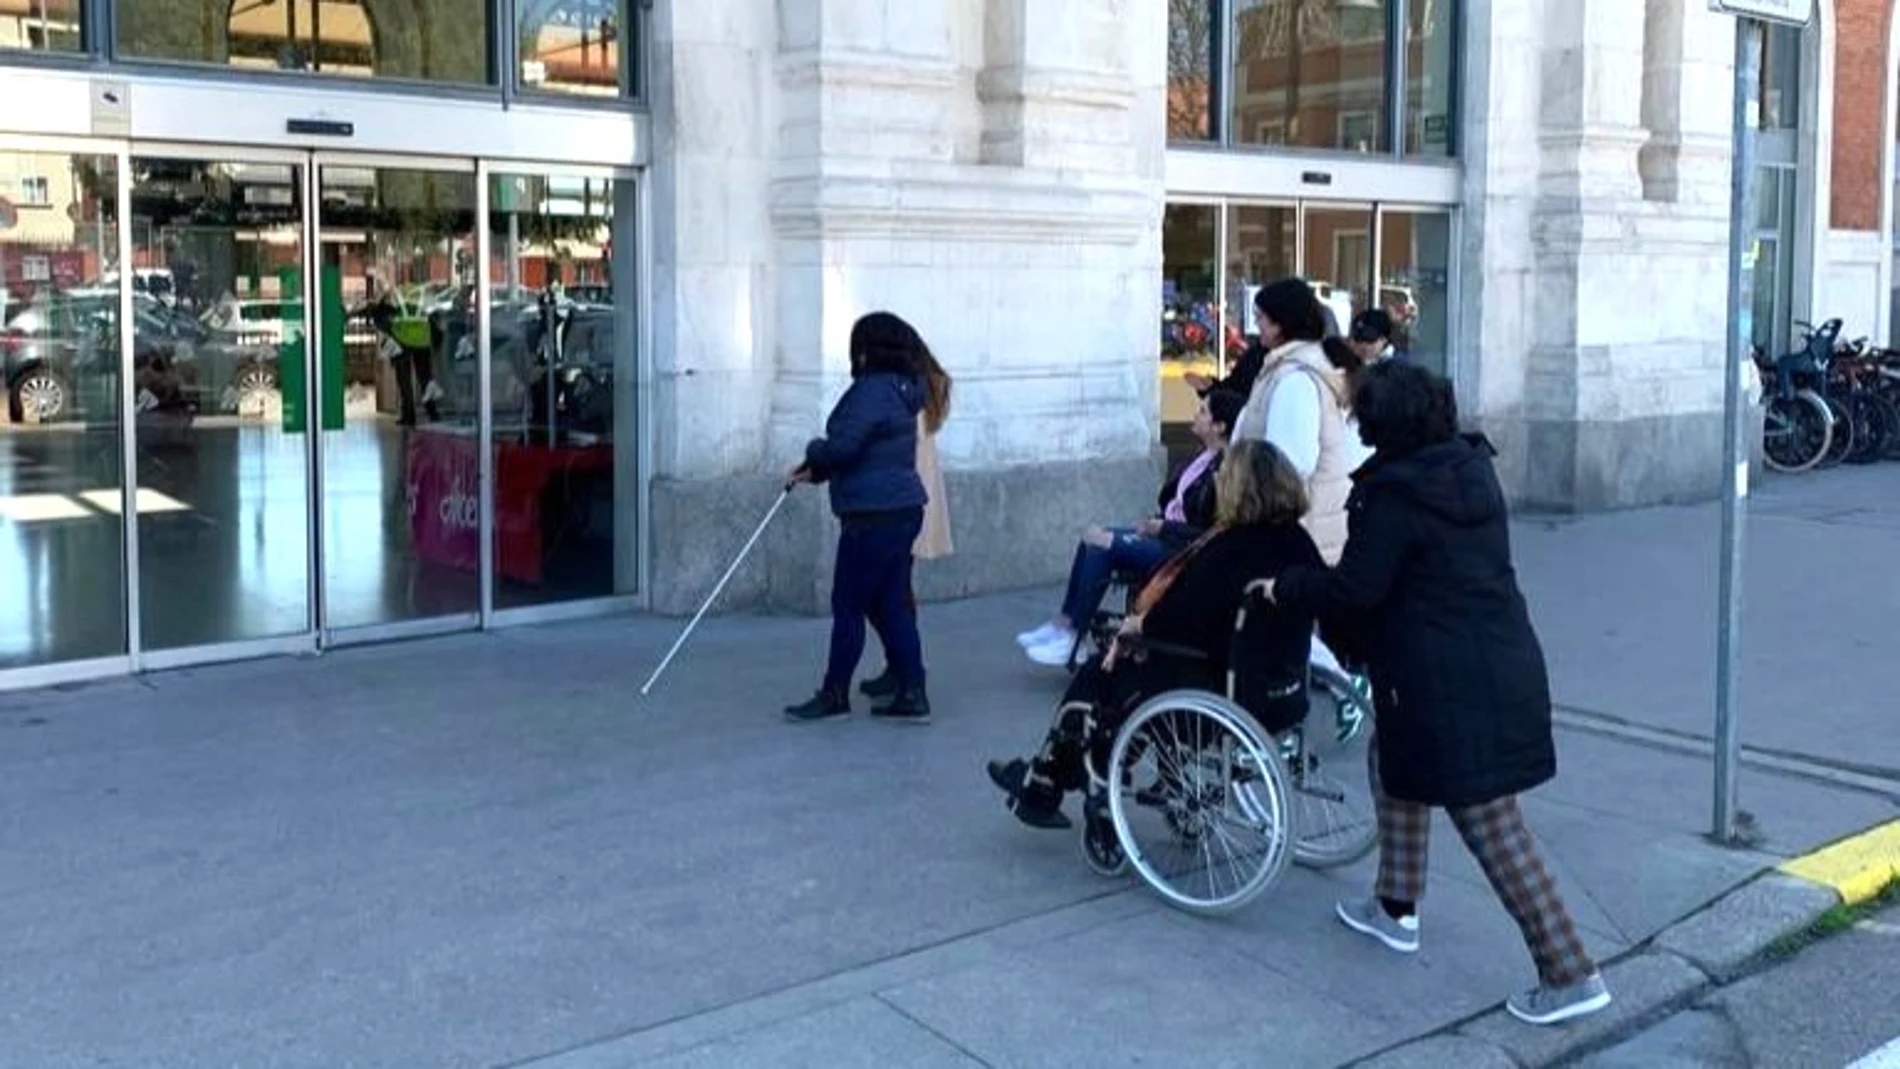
<box><xmin>914</xmin><ymin>418</ymin><xmax>953</xmax><ymax>559</ymax></box>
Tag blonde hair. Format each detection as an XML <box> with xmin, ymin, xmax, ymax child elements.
<box><xmin>1216</xmin><ymin>440</ymin><xmax>1309</xmax><ymax>527</ymax></box>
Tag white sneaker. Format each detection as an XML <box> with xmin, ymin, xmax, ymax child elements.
<box><xmin>421</xmin><ymin>381</ymin><xmax>445</xmax><ymax>404</ymax></box>
<box><xmin>1026</xmin><ymin>631</ymin><xmax>1078</xmax><ymax>667</ymax></box>
<box><xmin>1017</xmin><ymin>622</ymin><xmax>1062</xmax><ymax>649</ymax></box>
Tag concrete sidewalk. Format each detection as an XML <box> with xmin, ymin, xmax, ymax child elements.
<box><xmin>2</xmin><ymin>577</ymin><xmax>1895</xmax><ymax>1067</ymax></box>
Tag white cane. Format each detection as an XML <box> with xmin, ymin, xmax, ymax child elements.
<box><xmin>639</xmin><ymin>485</ymin><xmax>794</xmax><ymax>696</ymax></box>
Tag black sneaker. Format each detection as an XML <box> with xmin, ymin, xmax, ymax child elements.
<box><xmin>871</xmin><ymin>685</ymin><xmax>931</xmax><ymax>725</ymax></box>
<box><xmin>783</xmin><ymin>687</ymin><xmax>850</xmax><ymax>722</ymax></box>
<box><xmin>859</xmin><ymin>667</ymin><xmax>899</xmax><ymax>703</ymax></box>
<box><xmin>984</xmin><ymin>758</ymin><xmax>1072</xmax><ymax>829</ymax></box>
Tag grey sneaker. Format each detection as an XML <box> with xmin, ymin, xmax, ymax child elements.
<box><xmin>1506</xmin><ymin>972</ymin><xmax>1612</xmax><ymax>1026</ymax></box>
<box><xmin>1335</xmin><ymin>897</ymin><xmax>1420</xmax><ymax>954</ymax></box>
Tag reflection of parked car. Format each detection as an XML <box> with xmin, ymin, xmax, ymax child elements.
<box><xmin>201</xmin><ymin>297</ymin><xmax>302</xmax><ymax>348</ymax></box>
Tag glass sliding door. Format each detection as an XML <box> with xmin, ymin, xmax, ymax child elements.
<box><xmin>1300</xmin><ymin>204</ymin><xmax>1375</xmax><ymax>335</ymax></box>
<box><xmin>487</xmin><ymin>169</ymin><xmax>638</xmax><ymax>608</ymax></box>
<box><xmin>128</xmin><ymin>153</ymin><xmax>314</xmax><ymax>651</ymax></box>
<box><xmin>315</xmin><ymin>162</ymin><xmax>481</xmax><ymax>633</ymax></box>
<box><xmin>1376</xmin><ymin>208</ymin><xmax>1453</xmax><ymax>375</ymax></box>
<box><xmin>0</xmin><ymin>146</ymin><xmax>126</xmax><ymax>669</ymax></box>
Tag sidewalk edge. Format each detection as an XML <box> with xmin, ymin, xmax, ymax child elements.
<box><xmin>1348</xmin><ymin>817</ymin><xmax>1900</xmax><ymax>1069</ymax></box>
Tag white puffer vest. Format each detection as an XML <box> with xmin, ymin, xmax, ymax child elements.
<box><xmin>1237</xmin><ymin>341</ymin><xmax>1354</xmax><ymax>566</ymax></box>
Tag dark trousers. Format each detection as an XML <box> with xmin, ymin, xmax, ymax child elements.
<box><xmin>825</xmin><ymin>508</ymin><xmax>926</xmax><ymax>692</ymax></box>
<box><xmin>392</xmin><ymin>346</ymin><xmax>437</xmax><ymax>425</ymax></box>
<box><xmin>1020</xmin><ymin>651</ymin><xmax>1216</xmax><ymax>801</ymax></box>
<box><xmin>1059</xmin><ymin>529</ymin><xmax>1175</xmax><ymax>624</ymax></box>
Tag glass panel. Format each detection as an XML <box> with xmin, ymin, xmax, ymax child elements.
<box><xmin>517</xmin><ymin>0</ymin><xmax>629</xmax><ymax>97</ymax></box>
<box><xmin>0</xmin><ymin>0</ymin><xmax>82</xmax><ymax>53</ymax></box>
<box><xmin>1161</xmin><ymin>203</ymin><xmax>1219</xmax><ymax>458</ymax></box>
<box><xmin>317</xmin><ymin>166</ymin><xmax>480</xmax><ymax>629</ymax></box>
<box><xmin>488</xmin><ymin>172</ymin><xmax>637</xmax><ymax>607</ymax></box>
<box><xmin>1758</xmin><ymin>23</ymin><xmax>1801</xmax><ymax>131</ymax></box>
<box><xmin>1225</xmin><ymin>204</ymin><xmax>1297</xmax><ymax>347</ymax></box>
<box><xmin>117</xmin><ymin>0</ymin><xmax>491</xmax><ymax>85</ymax></box>
<box><xmin>1301</xmin><ymin>205</ymin><xmax>1374</xmax><ymax>335</ymax></box>
<box><xmin>1377</xmin><ymin>209</ymin><xmax>1453</xmax><ymax>376</ymax></box>
<box><xmin>130</xmin><ymin>157</ymin><xmax>312</xmax><ymax>649</ymax></box>
<box><xmin>1404</xmin><ymin>0</ymin><xmax>1457</xmax><ymax>156</ymax></box>
<box><xmin>0</xmin><ymin>150</ymin><xmax>124</xmax><ymax>667</ymax></box>
<box><xmin>1232</xmin><ymin>0</ymin><xmax>1389</xmax><ymax>153</ymax></box>
<box><xmin>1167</xmin><ymin>0</ymin><xmax>1220</xmax><ymax>141</ymax></box>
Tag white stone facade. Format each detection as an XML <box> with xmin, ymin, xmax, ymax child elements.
<box><xmin>645</xmin><ymin>0</ymin><xmax>1164</xmax><ymax>489</ymax></box>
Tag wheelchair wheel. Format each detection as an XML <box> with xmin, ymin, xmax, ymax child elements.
<box><xmin>1080</xmin><ymin>792</ymin><xmax>1129</xmax><ymax>878</ymax></box>
<box><xmin>1288</xmin><ymin>666</ymin><xmax>1379</xmax><ymax>870</ymax></box>
<box><xmin>1106</xmin><ymin>689</ymin><xmax>1292</xmax><ymax>916</ymax></box>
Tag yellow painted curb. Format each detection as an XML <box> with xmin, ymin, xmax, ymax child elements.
<box><xmin>1778</xmin><ymin>819</ymin><xmax>1900</xmax><ymax>906</ymax></box>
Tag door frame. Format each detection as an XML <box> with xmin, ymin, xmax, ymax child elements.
<box><xmin>308</xmin><ymin>150</ymin><xmax>485</xmax><ymax>648</ymax></box>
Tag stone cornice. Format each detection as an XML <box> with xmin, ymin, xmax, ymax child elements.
<box><xmin>768</xmin><ymin>171</ymin><xmax>1157</xmax><ymax>243</ymax></box>
<box><xmin>774</xmin><ymin>49</ymin><xmax>962</xmax><ymax>92</ymax></box>
<box><xmin>976</xmin><ymin>66</ymin><xmax>1139</xmax><ymax>110</ymax></box>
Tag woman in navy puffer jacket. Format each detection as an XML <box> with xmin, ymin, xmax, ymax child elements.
<box><xmin>784</xmin><ymin>312</ymin><xmax>933</xmax><ymax>724</ymax></box>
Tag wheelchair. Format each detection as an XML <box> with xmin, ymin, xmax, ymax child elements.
<box><xmin>1068</xmin><ymin>581</ymin><xmax>1378</xmax><ymax>916</ymax></box>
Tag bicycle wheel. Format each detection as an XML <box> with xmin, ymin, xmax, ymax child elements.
<box><xmin>1845</xmin><ymin>394</ymin><xmax>1889</xmax><ymax>465</ymax></box>
<box><xmin>1288</xmin><ymin>666</ymin><xmax>1378</xmax><ymax>869</ymax></box>
<box><xmin>1107</xmin><ymin>690</ymin><xmax>1292</xmax><ymax>916</ymax></box>
<box><xmin>1762</xmin><ymin>391</ymin><xmax>1833</xmax><ymax>473</ymax></box>
<box><xmin>1820</xmin><ymin>396</ymin><xmax>1853</xmax><ymax>468</ymax></box>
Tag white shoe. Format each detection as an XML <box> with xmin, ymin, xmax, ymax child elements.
<box><xmin>421</xmin><ymin>381</ymin><xmax>445</xmax><ymax>404</ymax></box>
<box><xmin>1025</xmin><ymin>632</ymin><xmax>1078</xmax><ymax>667</ymax></box>
<box><xmin>1017</xmin><ymin>622</ymin><xmax>1063</xmax><ymax>649</ymax></box>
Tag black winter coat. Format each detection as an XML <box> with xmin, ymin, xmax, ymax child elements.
<box><xmin>804</xmin><ymin>371</ymin><xmax>927</xmax><ymax>517</ymax></box>
<box><xmin>1273</xmin><ymin>435</ymin><xmax>1556</xmax><ymax>808</ymax></box>
<box><xmin>1142</xmin><ymin>521</ymin><xmax>1322</xmax><ymax>685</ymax></box>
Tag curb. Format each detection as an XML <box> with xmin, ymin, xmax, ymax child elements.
<box><xmin>1349</xmin><ymin>818</ymin><xmax>1900</xmax><ymax>1068</ymax></box>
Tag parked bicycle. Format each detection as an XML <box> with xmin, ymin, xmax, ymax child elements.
<box><xmin>1756</xmin><ymin>318</ymin><xmax>1838</xmax><ymax>474</ymax></box>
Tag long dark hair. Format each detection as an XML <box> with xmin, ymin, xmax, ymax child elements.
<box><xmin>849</xmin><ymin>311</ymin><xmax>920</xmax><ymax>377</ymax></box>
<box><xmin>1321</xmin><ymin>335</ymin><xmax>1367</xmax><ymax>400</ymax></box>
<box><xmin>914</xmin><ymin>341</ymin><xmax>952</xmax><ymax>434</ymax></box>
<box><xmin>1252</xmin><ymin>279</ymin><xmax>1328</xmax><ymax>344</ymax></box>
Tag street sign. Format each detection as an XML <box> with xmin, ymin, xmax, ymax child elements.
<box><xmin>1708</xmin><ymin>0</ymin><xmax>1814</xmax><ymax>26</ymax></box>
<box><xmin>0</xmin><ymin>197</ymin><xmax>16</xmax><ymax>231</ymax></box>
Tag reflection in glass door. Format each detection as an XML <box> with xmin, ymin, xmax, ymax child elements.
<box><xmin>1300</xmin><ymin>205</ymin><xmax>1375</xmax><ymax>335</ymax></box>
<box><xmin>316</xmin><ymin>163</ymin><xmax>480</xmax><ymax>633</ymax></box>
<box><xmin>0</xmin><ymin>147</ymin><xmax>126</xmax><ymax>669</ymax></box>
<box><xmin>129</xmin><ymin>154</ymin><xmax>313</xmax><ymax>652</ymax></box>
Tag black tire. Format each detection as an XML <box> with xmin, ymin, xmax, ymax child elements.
<box><xmin>8</xmin><ymin>367</ymin><xmax>71</xmax><ymax>424</ymax></box>
<box><xmin>1820</xmin><ymin>396</ymin><xmax>1854</xmax><ymax>468</ymax></box>
<box><xmin>1762</xmin><ymin>391</ymin><xmax>1833</xmax><ymax>473</ymax></box>
<box><xmin>1845</xmin><ymin>394</ymin><xmax>1892</xmax><ymax>465</ymax></box>
<box><xmin>1874</xmin><ymin>394</ymin><xmax>1900</xmax><ymax>461</ymax></box>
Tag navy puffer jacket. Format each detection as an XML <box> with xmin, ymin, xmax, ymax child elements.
<box><xmin>804</xmin><ymin>371</ymin><xmax>927</xmax><ymax>517</ymax></box>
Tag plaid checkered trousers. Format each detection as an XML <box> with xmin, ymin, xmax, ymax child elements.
<box><xmin>1369</xmin><ymin>745</ymin><xmax>1596</xmax><ymax>987</ymax></box>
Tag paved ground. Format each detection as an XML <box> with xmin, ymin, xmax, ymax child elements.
<box><xmin>2</xmin><ymin>465</ymin><xmax>1897</xmax><ymax>1067</ymax></box>
<box><xmin>1580</xmin><ymin>902</ymin><xmax>1900</xmax><ymax>1068</ymax></box>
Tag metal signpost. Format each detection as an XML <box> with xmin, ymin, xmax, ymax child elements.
<box><xmin>1707</xmin><ymin>0</ymin><xmax>1814</xmax><ymax>842</ymax></box>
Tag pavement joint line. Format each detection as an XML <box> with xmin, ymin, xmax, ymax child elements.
<box><xmin>1552</xmin><ymin>707</ymin><xmax>1900</xmax><ymax>800</ymax></box>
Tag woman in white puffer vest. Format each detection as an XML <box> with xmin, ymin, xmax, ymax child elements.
<box><xmin>1233</xmin><ymin>278</ymin><xmax>1371</xmax><ymax>566</ymax></box>
<box><xmin>1234</xmin><ymin>279</ymin><xmax>1374</xmax><ymax>679</ymax></box>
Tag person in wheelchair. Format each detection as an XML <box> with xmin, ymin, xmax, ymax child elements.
<box><xmin>1016</xmin><ymin>388</ymin><xmax>1248</xmax><ymax>667</ymax></box>
<box><xmin>988</xmin><ymin>439</ymin><xmax>1321</xmax><ymax>829</ymax></box>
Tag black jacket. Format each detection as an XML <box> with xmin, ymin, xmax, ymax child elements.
<box><xmin>1153</xmin><ymin>450</ymin><xmax>1221</xmax><ymax>548</ymax></box>
<box><xmin>1143</xmin><ymin>522</ymin><xmax>1322</xmax><ymax>686</ymax></box>
<box><xmin>1273</xmin><ymin>435</ymin><xmax>1556</xmax><ymax>808</ymax></box>
<box><xmin>804</xmin><ymin>371</ymin><xmax>927</xmax><ymax>517</ymax></box>
<box><xmin>1198</xmin><ymin>342</ymin><xmax>1267</xmax><ymax>400</ymax></box>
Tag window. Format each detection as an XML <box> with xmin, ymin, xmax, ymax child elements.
<box><xmin>515</xmin><ymin>0</ymin><xmax>634</xmax><ymax>98</ymax></box>
<box><xmin>0</xmin><ymin>0</ymin><xmax>82</xmax><ymax>53</ymax></box>
<box><xmin>1232</xmin><ymin>0</ymin><xmax>1390</xmax><ymax>154</ymax></box>
<box><xmin>1168</xmin><ymin>0</ymin><xmax>1221</xmax><ymax>141</ymax></box>
<box><xmin>20</xmin><ymin>176</ymin><xmax>52</xmax><ymax>206</ymax></box>
<box><xmin>116</xmin><ymin>0</ymin><xmax>493</xmax><ymax>87</ymax></box>
<box><xmin>1404</xmin><ymin>0</ymin><xmax>1457</xmax><ymax>156</ymax></box>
